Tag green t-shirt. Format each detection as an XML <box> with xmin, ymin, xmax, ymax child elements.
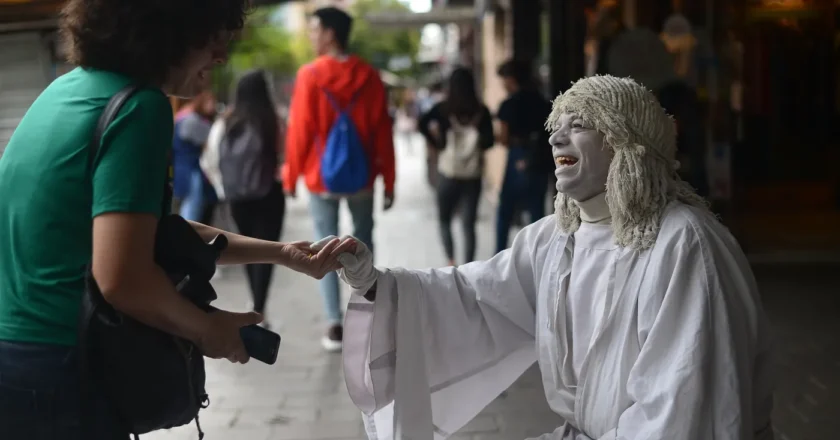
<box><xmin>0</xmin><ymin>67</ymin><xmax>173</xmax><ymax>346</ymax></box>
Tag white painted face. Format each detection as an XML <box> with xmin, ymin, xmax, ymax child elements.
<box><xmin>549</xmin><ymin>113</ymin><xmax>612</xmax><ymax>202</ymax></box>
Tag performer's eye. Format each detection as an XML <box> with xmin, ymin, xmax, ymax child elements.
<box><xmin>571</xmin><ymin>122</ymin><xmax>585</xmax><ymax>129</ymax></box>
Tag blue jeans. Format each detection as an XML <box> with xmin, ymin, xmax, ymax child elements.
<box><xmin>0</xmin><ymin>340</ymin><xmax>127</xmax><ymax>439</ymax></box>
<box><xmin>179</xmin><ymin>169</ymin><xmax>205</xmax><ymax>222</ymax></box>
<box><xmin>496</xmin><ymin>147</ymin><xmax>550</xmax><ymax>253</ymax></box>
<box><xmin>309</xmin><ymin>193</ymin><xmax>374</xmax><ymax>324</ymax></box>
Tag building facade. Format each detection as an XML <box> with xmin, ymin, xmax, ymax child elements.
<box><xmin>373</xmin><ymin>0</ymin><xmax>840</xmax><ymax>256</ymax></box>
<box><xmin>0</xmin><ymin>1</ymin><xmax>69</xmax><ymax>155</ymax></box>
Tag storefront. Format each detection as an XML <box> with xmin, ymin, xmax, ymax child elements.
<box><xmin>545</xmin><ymin>0</ymin><xmax>840</xmax><ymax>257</ymax></box>
<box><xmin>0</xmin><ymin>0</ymin><xmax>67</xmax><ymax>156</ymax></box>
<box><xmin>721</xmin><ymin>0</ymin><xmax>840</xmax><ymax>256</ymax></box>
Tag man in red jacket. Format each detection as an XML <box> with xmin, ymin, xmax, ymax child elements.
<box><xmin>283</xmin><ymin>6</ymin><xmax>395</xmax><ymax>352</ymax></box>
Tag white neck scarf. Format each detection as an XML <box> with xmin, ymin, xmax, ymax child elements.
<box><xmin>576</xmin><ymin>192</ymin><xmax>611</xmax><ymax>224</ymax></box>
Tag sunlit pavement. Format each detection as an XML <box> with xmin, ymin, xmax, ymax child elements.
<box><xmin>147</xmin><ymin>135</ymin><xmax>839</xmax><ymax>440</ymax></box>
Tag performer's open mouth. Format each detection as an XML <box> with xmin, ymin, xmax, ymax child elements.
<box><xmin>555</xmin><ymin>155</ymin><xmax>579</xmax><ymax>167</ymax></box>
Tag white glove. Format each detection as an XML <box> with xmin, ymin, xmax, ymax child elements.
<box><xmin>311</xmin><ymin>235</ymin><xmax>378</xmax><ymax>293</ymax></box>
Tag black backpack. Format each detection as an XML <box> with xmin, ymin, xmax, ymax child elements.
<box><xmin>78</xmin><ymin>85</ymin><xmax>226</xmax><ymax>440</ymax></box>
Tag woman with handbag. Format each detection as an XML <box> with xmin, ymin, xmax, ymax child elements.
<box><xmin>0</xmin><ymin>1</ymin><xmax>353</xmax><ymax>439</ymax></box>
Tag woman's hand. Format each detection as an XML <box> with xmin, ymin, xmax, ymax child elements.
<box><xmin>280</xmin><ymin>238</ymin><xmax>355</xmax><ymax>279</ymax></box>
<box><xmin>196</xmin><ymin>310</ymin><xmax>263</xmax><ymax>363</ymax></box>
<box><xmin>189</xmin><ymin>220</ymin><xmax>355</xmax><ymax>277</ymax></box>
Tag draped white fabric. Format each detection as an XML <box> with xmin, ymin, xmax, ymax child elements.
<box><xmin>342</xmin><ymin>202</ymin><xmax>775</xmax><ymax>440</ymax></box>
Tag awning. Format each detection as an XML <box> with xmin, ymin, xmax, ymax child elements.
<box><xmin>380</xmin><ymin>70</ymin><xmax>402</xmax><ymax>87</ymax></box>
<box><xmin>0</xmin><ymin>18</ymin><xmax>57</xmax><ymax>33</ymax></box>
<box><xmin>0</xmin><ymin>0</ymin><xmax>63</xmax><ymax>26</ymax></box>
<box><xmin>379</xmin><ymin>70</ymin><xmax>419</xmax><ymax>88</ymax></box>
<box><xmin>364</xmin><ymin>6</ymin><xmax>478</xmax><ymax>29</ymax></box>
<box><xmin>252</xmin><ymin>0</ymin><xmax>302</xmax><ymax>6</ymax></box>
<box><xmin>0</xmin><ymin>0</ymin><xmax>301</xmax><ymax>27</ymax></box>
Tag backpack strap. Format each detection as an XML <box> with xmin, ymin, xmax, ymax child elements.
<box><xmin>345</xmin><ymin>79</ymin><xmax>369</xmax><ymax>111</ymax></box>
<box><xmin>88</xmin><ymin>85</ymin><xmax>173</xmax><ymax>216</ymax></box>
<box><xmin>310</xmin><ymin>63</ymin><xmax>371</xmax><ymax>114</ymax></box>
<box><xmin>80</xmin><ymin>84</ymin><xmax>145</xmax><ymax>440</ymax></box>
<box><xmin>448</xmin><ymin>111</ymin><xmax>482</xmax><ymax>129</ymax></box>
<box><xmin>309</xmin><ymin>64</ymin><xmax>373</xmax><ymax>159</ymax></box>
<box><xmin>470</xmin><ymin>110</ymin><xmax>483</xmax><ymax>127</ymax></box>
<box><xmin>89</xmin><ymin>85</ymin><xmax>142</xmax><ymax>171</ymax></box>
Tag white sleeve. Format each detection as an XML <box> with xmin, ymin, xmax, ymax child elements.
<box><xmin>594</xmin><ymin>223</ymin><xmax>774</xmax><ymax>440</ymax></box>
<box><xmin>343</xmin><ymin>217</ymin><xmax>560</xmax><ymax>439</ymax></box>
<box><xmin>200</xmin><ymin>119</ymin><xmax>226</xmax><ymax>200</ymax></box>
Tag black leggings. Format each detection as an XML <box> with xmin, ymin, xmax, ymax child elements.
<box><xmin>230</xmin><ymin>183</ymin><xmax>285</xmax><ymax>315</ymax></box>
<box><xmin>437</xmin><ymin>176</ymin><xmax>481</xmax><ymax>263</ymax></box>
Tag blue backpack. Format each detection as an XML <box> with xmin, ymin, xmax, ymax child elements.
<box><xmin>317</xmin><ymin>82</ymin><xmax>370</xmax><ymax>194</ymax></box>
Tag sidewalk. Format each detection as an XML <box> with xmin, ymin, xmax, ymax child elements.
<box><xmin>148</xmin><ymin>136</ymin><xmax>562</xmax><ymax>440</ymax></box>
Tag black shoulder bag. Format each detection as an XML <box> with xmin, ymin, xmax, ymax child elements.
<box><xmin>78</xmin><ymin>85</ymin><xmax>227</xmax><ymax>440</ymax></box>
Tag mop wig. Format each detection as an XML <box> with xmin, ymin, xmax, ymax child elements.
<box><xmin>545</xmin><ymin>75</ymin><xmax>709</xmax><ymax>250</ymax></box>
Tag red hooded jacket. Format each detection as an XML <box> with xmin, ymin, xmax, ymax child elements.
<box><xmin>282</xmin><ymin>55</ymin><xmax>395</xmax><ymax>195</ymax></box>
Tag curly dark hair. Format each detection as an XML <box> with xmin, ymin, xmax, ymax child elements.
<box><xmin>60</xmin><ymin>0</ymin><xmax>248</xmax><ymax>85</ymax></box>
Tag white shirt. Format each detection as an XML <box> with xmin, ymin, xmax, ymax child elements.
<box><xmin>567</xmin><ymin>222</ymin><xmax>614</xmax><ymax>379</ymax></box>
<box><xmin>568</xmin><ymin>192</ymin><xmax>613</xmax><ymax>377</ymax></box>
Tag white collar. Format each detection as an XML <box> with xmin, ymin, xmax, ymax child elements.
<box><xmin>576</xmin><ymin>192</ymin><xmax>611</xmax><ymax>224</ymax></box>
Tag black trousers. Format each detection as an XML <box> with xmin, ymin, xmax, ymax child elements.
<box><xmin>436</xmin><ymin>176</ymin><xmax>482</xmax><ymax>263</ymax></box>
<box><xmin>199</xmin><ymin>201</ymin><xmax>217</xmax><ymax>226</ymax></box>
<box><xmin>230</xmin><ymin>183</ymin><xmax>285</xmax><ymax>315</ymax></box>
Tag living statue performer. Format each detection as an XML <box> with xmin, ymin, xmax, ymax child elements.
<box><xmin>321</xmin><ymin>75</ymin><xmax>775</xmax><ymax>440</ymax></box>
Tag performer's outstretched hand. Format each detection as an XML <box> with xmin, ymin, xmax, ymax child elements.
<box><xmin>311</xmin><ymin>235</ymin><xmax>378</xmax><ymax>293</ymax></box>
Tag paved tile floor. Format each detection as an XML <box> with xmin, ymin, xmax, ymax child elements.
<box><xmin>147</xmin><ymin>139</ymin><xmax>840</xmax><ymax>440</ymax></box>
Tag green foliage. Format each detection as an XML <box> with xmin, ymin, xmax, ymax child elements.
<box><xmin>218</xmin><ymin>0</ymin><xmax>421</xmax><ymax>92</ymax></box>
<box><xmin>348</xmin><ymin>0</ymin><xmax>421</xmax><ymax>74</ymax></box>
<box><xmin>210</xmin><ymin>65</ymin><xmax>234</xmax><ymax>101</ymax></box>
<box><xmin>228</xmin><ymin>6</ymin><xmax>300</xmax><ymax>76</ymax></box>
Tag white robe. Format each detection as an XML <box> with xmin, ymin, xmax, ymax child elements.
<box><xmin>342</xmin><ymin>202</ymin><xmax>775</xmax><ymax>440</ymax></box>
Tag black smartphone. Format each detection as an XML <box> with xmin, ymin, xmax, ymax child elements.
<box><xmin>240</xmin><ymin>325</ymin><xmax>281</xmax><ymax>365</ymax></box>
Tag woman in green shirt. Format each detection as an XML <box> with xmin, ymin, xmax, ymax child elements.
<box><xmin>0</xmin><ymin>1</ymin><xmax>352</xmax><ymax>438</ymax></box>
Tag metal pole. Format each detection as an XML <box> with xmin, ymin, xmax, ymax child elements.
<box><xmin>473</xmin><ymin>0</ymin><xmax>486</xmax><ymax>92</ymax></box>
